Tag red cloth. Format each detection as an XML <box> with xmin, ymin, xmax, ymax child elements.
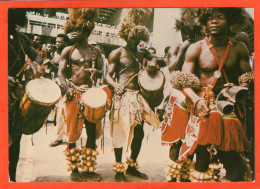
<box><xmin>196</xmin><ymin>112</ymin><xmax>250</xmax><ymax>152</ymax></box>
<box><xmin>102</xmin><ymin>85</ymin><xmax>113</xmax><ymax>109</ymax></box>
<box><xmin>161</xmin><ymin>96</ymin><xmax>189</xmax><ymax>145</ymax></box>
<box><xmin>178</xmin><ymin>112</ymin><xmax>250</xmax><ymax>162</ymax></box>
<box><xmin>173</xmin><ymin>87</ymin><xmax>249</xmax><ymax>161</ymax></box>
<box><xmin>196</xmin><ymin>112</ymin><xmax>223</xmax><ymax>146</ymax></box>
<box><xmin>219</xmin><ymin>116</ymin><xmax>250</xmax><ymax>152</ymax></box>
<box><xmin>64</xmin><ymin>93</ymin><xmax>85</xmax><ymax>143</ymax></box>
<box><xmin>63</xmin><ymin>93</ymin><xmax>103</xmax><ymax>143</ymax></box>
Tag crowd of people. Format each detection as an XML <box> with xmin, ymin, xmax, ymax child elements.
<box><xmin>8</xmin><ymin>8</ymin><xmax>254</xmax><ymax>183</ymax></box>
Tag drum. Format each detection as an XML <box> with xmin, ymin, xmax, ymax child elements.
<box><xmin>82</xmin><ymin>87</ymin><xmax>107</xmax><ymax>123</ymax></box>
<box><xmin>101</xmin><ymin>85</ymin><xmax>114</xmax><ymax>109</ymax></box>
<box><xmin>138</xmin><ymin>69</ymin><xmax>165</xmax><ymax>107</ymax></box>
<box><xmin>19</xmin><ymin>78</ymin><xmax>61</xmax><ymax>134</ymax></box>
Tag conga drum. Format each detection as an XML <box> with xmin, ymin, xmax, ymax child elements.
<box><xmin>138</xmin><ymin>69</ymin><xmax>165</xmax><ymax>107</ymax></box>
<box><xmin>82</xmin><ymin>87</ymin><xmax>107</xmax><ymax>123</ymax></box>
<box><xmin>18</xmin><ymin>78</ymin><xmax>61</xmax><ymax>134</ymax></box>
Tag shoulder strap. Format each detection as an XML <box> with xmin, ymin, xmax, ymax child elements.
<box><xmin>90</xmin><ymin>45</ymin><xmax>97</xmax><ymax>70</ymax></box>
<box><xmin>205</xmin><ymin>37</ymin><xmax>232</xmax><ymax>88</ymax></box>
<box><xmin>115</xmin><ymin>47</ymin><xmax>141</xmax><ymax>78</ymax></box>
<box><xmin>91</xmin><ymin>45</ymin><xmax>97</xmax><ymax>86</ymax></box>
<box><xmin>115</xmin><ymin>59</ymin><xmax>135</xmax><ymax>78</ymax></box>
<box><xmin>10</xmin><ymin>33</ymin><xmax>27</xmax><ymax>78</ymax></box>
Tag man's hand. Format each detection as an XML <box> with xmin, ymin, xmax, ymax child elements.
<box><xmin>8</xmin><ymin>76</ymin><xmax>16</xmax><ymax>88</ymax></box>
<box><xmin>29</xmin><ymin>62</ymin><xmax>42</xmax><ymax>78</ymax></box>
<box><xmin>51</xmin><ymin>59</ymin><xmax>60</xmax><ymax>66</ymax></box>
<box><xmin>224</xmin><ymin>83</ymin><xmax>235</xmax><ymax>87</ymax></box>
<box><xmin>221</xmin><ymin>83</ymin><xmax>236</xmax><ymax>97</ymax></box>
<box><xmin>66</xmin><ymin>87</ymin><xmax>74</xmax><ymax>101</ymax></box>
<box><xmin>196</xmin><ymin>99</ymin><xmax>210</xmax><ymax>117</ymax></box>
<box><xmin>180</xmin><ymin>40</ymin><xmax>191</xmax><ymax>51</ymax></box>
<box><xmin>147</xmin><ymin>58</ymin><xmax>157</xmax><ymax>75</ymax></box>
<box><xmin>113</xmin><ymin>83</ymin><xmax>124</xmax><ymax>95</ymax></box>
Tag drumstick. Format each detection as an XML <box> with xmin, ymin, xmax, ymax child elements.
<box><xmin>102</xmin><ymin>112</ymin><xmax>106</xmax><ymax>154</ymax></box>
<box><xmin>124</xmin><ymin>73</ymin><xmax>139</xmax><ymax>88</ymax></box>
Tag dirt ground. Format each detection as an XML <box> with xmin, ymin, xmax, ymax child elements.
<box><xmin>16</xmin><ymin>110</ymin><xmax>170</xmax><ymax>182</ymax></box>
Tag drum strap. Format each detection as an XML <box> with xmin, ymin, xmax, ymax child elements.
<box><xmin>9</xmin><ymin>33</ymin><xmax>28</xmax><ymax>78</ymax></box>
<box><xmin>91</xmin><ymin>46</ymin><xmax>97</xmax><ymax>86</ymax></box>
<box><xmin>115</xmin><ymin>59</ymin><xmax>135</xmax><ymax>78</ymax></box>
<box><xmin>115</xmin><ymin>47</ymin><xmax>141</xmax><ymax>78</ymax></box>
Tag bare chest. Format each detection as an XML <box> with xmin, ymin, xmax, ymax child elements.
<box><xmin>119</xmin><ymin>50</ymin><xmax>143</xmax><ymax>70</ymax></box>
<box><xmin>70</xmin><ymin>48</ymin><xmax>94</xmax><ymax>68</ymax></box>
<box><xmin>199</xmin><ymin>45</ymin><xmax>238</xmax><ymax>72</ymax></box>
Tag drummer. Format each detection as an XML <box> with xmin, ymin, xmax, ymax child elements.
<box><xmin>105</xmin><ymin>8</ymin><xmax>159</xmax><ymax>182</ymax></box>
<box><xmin>59</xmin><ymin>8</ymin><xmax>103</xmax><ymax>182</ymax></box>
<box><xmin>8</xmin><ymin>9</ymin><xmax>42</xmax><ymax>182</ymax></box>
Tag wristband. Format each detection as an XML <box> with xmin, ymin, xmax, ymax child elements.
<box><xmin>194</xmin><ymin>98</ymin><xmax>203</xmax><ymax>107</ymax></box>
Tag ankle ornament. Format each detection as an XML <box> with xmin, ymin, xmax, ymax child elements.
<box><xmin>64</xmin><ymin>146</ymin><xmax>81</xmax><ymax>171</ymax></box>
<box><xmin>126</xmin><ymin>157</ymin><xmax>139</xmax><ymax>169</ymax></box>
<box><xmin>112</xmin><ymin>162</ymin><xmax>125</xmax><ymax>173</ymax></box>
<box><xmin>80</xmin><ymin>146</ymin><xmax>99</xmax><ymax>173</ymax></box>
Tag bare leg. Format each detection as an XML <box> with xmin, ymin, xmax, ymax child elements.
<box><xmin>126</xmin><ymin>123</ymin><xmax>148</xmax><ymax>180</ymax></box>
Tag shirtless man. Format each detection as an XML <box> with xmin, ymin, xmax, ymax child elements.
<box><xmin>58</xmin><ymin>8</ymin><xmax>103</xmax><ymax>182</ymax></box>
<box><xmin>105</xmin><ymin>8</ymin><xmax>159</xmax><ymax>182</ymax></box>
<box><xmin>178</xmin><ymin>8</ymin><xmax>252</xmax><ymax>181</ymax></box>
<box><xmin>8</xmin><ymin>9</ymin><xmax>42</xmax><ymax>182</ymax></box>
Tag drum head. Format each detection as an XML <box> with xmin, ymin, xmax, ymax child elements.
<box><xmin>82</xmin><ymin>88</ymin><xmax>107</xmax><ymax>108</ymax></box>
<box><xmin>138</xmin><ymin>69</ymin><xmax>165</xmax><ymax>91</ymax></box>
<box><xmin>26</xmin><ymin>78</ymin><xmax>61</xmax><ymax>105</ymax></box>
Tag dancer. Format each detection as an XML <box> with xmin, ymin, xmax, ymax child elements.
<box><xmin>170</xmin><ymin>8</ymin><xmax>252</xmax><ymax>182</ymax></box>
<box><xmin>106</xmin><ymin>8</ymin><xmax>159</xmax><ymax>182</ymax></box>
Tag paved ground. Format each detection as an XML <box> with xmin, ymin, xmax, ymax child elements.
<box><xmin>16</xmin><ymin>110</ymin><xmax>170</xmax><ymax>182</ymax></box>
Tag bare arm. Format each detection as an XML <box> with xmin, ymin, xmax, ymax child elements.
<box><xmin>105</xmin><ymin>49</ymin><xmax>124</xmax><ymax>94</ymax></box>
<box><xmin>58</xmin><ymin>46</ymin><xmax>72</xmax><ymax>95</ymax></box>
<box><xmin>28</xmin><ymin>46</ymin><xmax>42</xmax><ymax>65</ymax></box>
<box><xmin>237</xmin><ymin>42</ymin><xmax>252</xmax><ymax>87</ymax></box>
<box><xmin>182</xmin><ymin>43</ymin><xmax>209</xmax><ymax>117</ymax></box>
<box><xmin>168</xmin><ymin>40</ymin><xmax>191</xmax><ymax>72</ymax></box>
<box><xmin>22</xmin><ymin>33</ymin><xmax>42</xmax><ymax>65</ymax></box>
<box><xmin>95</xmin><ymin>48</ymin><xmax>104</xmax><ymax>78</ymax></box>
<box><xmin>24</xmin><ymin>35</ymin><xmax>42</xmax><ymax>75</ymax></box>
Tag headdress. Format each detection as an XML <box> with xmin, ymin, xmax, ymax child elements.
<box><xmin>64</xmin><ymin>8</ymin><xmax>99</xmax><ymax>35</ymax></box>
<box><xmin>175</xmin><ymin>8</ymin><xmax>201</xmax><ymax>33</ymax></box>
<box><xmin>118</xmin><ymin>8</ymin><xmax>152</xmax><ymax>42</ymax></box>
